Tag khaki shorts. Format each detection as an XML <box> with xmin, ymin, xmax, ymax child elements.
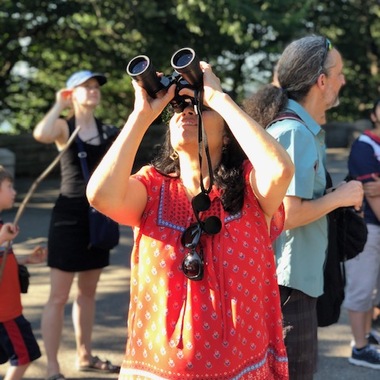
<box><xmin>343</xmin><ymin>223</ymin><xmax>380</xmax><ymax>312</ymax></box>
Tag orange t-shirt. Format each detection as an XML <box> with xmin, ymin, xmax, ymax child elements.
<box><xmin>0</xmin><ymin>243</ymin><xmax>22</xmax><ymax>322</ymax></box>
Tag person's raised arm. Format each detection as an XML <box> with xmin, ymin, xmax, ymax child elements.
<box><xmin>184</xmin><ymin>62</ymin><xmax>294</xmax><ymax>220</ymax></box>
<box><xmin>33</xmin><ymin>89</ymin><xmax>72</xmax><ymax>149</ymax></box>
<box><xmin>86</xmin><ymin>82</ymin><xmax>176</xmax><ymax>227</ymax></box>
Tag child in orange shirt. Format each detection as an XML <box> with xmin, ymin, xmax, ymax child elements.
<box><xmin>0</xmin><ymin>165</ymin><xmax>47</xmax><ymax>380</ymax></box>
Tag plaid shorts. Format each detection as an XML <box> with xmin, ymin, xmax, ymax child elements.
<box><xmin>280</xmin><ymin>286</ymin><xmax>318</xmax><ymax>380</ymax></box>
<box><xmin>0</xmin><ymin>314</ymin><xmax>41</xmax><ymax>366</ymax></box>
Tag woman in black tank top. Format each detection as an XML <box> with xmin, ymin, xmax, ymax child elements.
<box><xmin>33</xmin><ymin>70</ymin><xmax>120</xmax><ymax>380</ymax></box>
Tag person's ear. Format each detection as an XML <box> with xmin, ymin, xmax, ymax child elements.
<box><xmin>317</xmin><ymin>73</ymin><xmax>326</xmax><ymax>88</ymax></box>
<box><xmin>370</xmin><ymin>112</ymin><xmax>376</xmax><ymax>123</ymax></box>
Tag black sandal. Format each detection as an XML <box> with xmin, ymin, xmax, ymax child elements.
<box><xmin>78</xmin><ymin>355</ymin><xmax>120</xmax><ymax>374</ymax></box>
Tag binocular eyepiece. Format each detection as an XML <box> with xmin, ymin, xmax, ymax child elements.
<box><xmin>126</xmin><ymin>48</ymin><xmax>203</xmax><ymax>112</ymax></box>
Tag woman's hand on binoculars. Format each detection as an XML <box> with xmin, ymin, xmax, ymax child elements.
<box><xmin>200</xmin><ymin>61</ymin><xmax>224</xmax><ymax>107</ymax></box>
<box><xmin>132</xmin><ymin>79</ymin><xmax>176</xmax><ymax>116</ymax></box>
<box><xmin>177</xmin><ymin>61</ymin><xmax>223</xmax><ymax>110</ymax></box>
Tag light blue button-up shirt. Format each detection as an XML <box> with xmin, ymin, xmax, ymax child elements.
<box><xmin>267</xmin><ymin>100</ymin><xmax>327</xmax><ymax>297</ymax></box>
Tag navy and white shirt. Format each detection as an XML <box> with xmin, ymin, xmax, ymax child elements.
<box><xmin>348</xmin><ymin>130</ymin><xmax>380</xmax><ymax>225</ymax></box>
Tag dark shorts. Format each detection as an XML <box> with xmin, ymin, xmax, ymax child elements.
<box><xmin>48</xmin><ymin>195</ymin><xmax>110</xmax><ymax>271</ymax></box>
<box><xmin>0</xmin><ymin>315</ymin><xmax>41</xmax><ymax>366</ymax></box>
<box><xmin>280</xmin><ymin>286</ymin><xmax>318</xmax><ymax>380</ymax></box>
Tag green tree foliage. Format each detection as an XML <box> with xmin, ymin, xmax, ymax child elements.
<box><xmin>0</xmin><ymin>0</ymin><xmax>379</xmax><ymax>133</ymax></box>
<box><xmin>306</xmin><ymin>0</ymin><xmax>380</xmax><ymax>120</ymax></box>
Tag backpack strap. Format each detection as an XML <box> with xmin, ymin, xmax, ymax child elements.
<box><xmin>67</xmin><ymin>117</ymin><xmax>118</xmax><ymax>143</ymax></box>
<box><xmin>66</xmin><ymin>116</ymin><xmax>75</xmax><ymax>134</ymax></box>
<box><xmin>75</xmin><ymin>135</ymin><xmax>90</xmax><ymax>182</ymax></box>
<box><xmin>267</xmin><ymin>111</ymin><xmax>330</xmax><ymax>191</ymax></box>
<box><xmin>66</xmin><ymin>117</ymin><xmax>91</xmax><ymax>182</ymax></box>
<box><xmin>266</xmin><ymin>111</ymin><xmax>305</xmax><ymax>129</ymax></box>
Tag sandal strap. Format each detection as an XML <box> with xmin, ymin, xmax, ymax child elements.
<box><xmin>46</xmin><ymin>374</ymin><xmax>66</xmax><ymax>380</ymax></box>
<box><xmin>84</xmin><ymin>355</ymin><xmax>120</xmax><ymax>373</ymax></box>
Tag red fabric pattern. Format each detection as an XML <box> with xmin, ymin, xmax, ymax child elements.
<box><xmin>120</xmin><ymin>162</ymin><xmax>288</xmax><ymax>379</ymax></box>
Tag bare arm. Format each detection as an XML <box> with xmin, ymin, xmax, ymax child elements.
<box><xmin>0</xmin><ymin>223</ymin><xmax>19</xmax><ymax>245</ymax></box>
<box><xmin>88</xmin><ymin>62</ymin><xmax>294</xmax><ymax>227</ymax></box>
<box><xmin>197</xmin><ymin>62</ymin><xmax>294</xmax><ymax>221</ymax></box>
<box><xmin>364</xmin><ymin>195</ymin><xmax>380</xmax><ymax>222</ymax></box>
<box><xmin>283</xmin><ymin>180</ymin><xmax>364</xmax><ymax>230</ymax></box>
<box><xmin>86</xmin><ymin>82</ymin><xmax>176</xmax><ymax>227</ymax></box>
<box><xmin>33</xmin><ymin>89</ymin><xmax>72</xmax><ymax>149</ymax></box>
<box><xmin>362</xmin><ymin>174</ymin><xmax>380</xmax><ymax>221</ymax></box>
<box><xmin>18</xmin><ymin>246</ymin><xmax>47</xmax><ymax>265</ymax></box>
<box><xmin>363</xmin><ymin>174</ymin><xmax>380</xmax><ymax>198</ymax></box>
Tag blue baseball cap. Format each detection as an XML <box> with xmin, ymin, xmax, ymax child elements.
<box><xmin>66</xmin><ymin>70</ymin><xmax>107</xmax><ymax>89</ymax></box>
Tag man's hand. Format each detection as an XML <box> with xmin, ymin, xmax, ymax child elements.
<box><xmin>334</xmin><ymin>180</ymin><xmax>364</xmax><ymax>211</ymax></box>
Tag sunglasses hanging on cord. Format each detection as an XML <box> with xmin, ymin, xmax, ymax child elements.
<box><xmin>179</xmin><ymin>89</ymin><xmax>222</xmax><ymax>281</ymax></box>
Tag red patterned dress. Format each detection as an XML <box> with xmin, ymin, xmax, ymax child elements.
<box><xmin>119</xmin><ymin>161</ymin><xmax>288</xmax><ymax>379</ymax></box>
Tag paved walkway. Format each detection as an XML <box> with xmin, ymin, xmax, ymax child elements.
<box><xmin>1</xmin><ymin>148</ymin><xmax>378</xmax><ymax>379</ymax></box>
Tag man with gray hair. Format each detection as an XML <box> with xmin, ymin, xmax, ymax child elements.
<box><xmin>243</xmin><ymin>35</ymin><xmax>364</xmax><ymax>378</ymax></box>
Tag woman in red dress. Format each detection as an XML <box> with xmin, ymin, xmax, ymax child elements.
<box><xmin>87</xmin><ymin>59</ymin><xmax>293</xmax><ymax>379</ymax></box>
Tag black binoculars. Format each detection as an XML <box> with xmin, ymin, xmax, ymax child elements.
<box><xmin>126</xmin><ymin>48</ymin><xmax>203</xmax><ymax>112</ymax></box>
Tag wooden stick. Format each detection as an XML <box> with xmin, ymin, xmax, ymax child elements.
<box><xmin>0</xmin><ymin>126</ymin><xmax>81</xmax><ymax>281</ymax></box>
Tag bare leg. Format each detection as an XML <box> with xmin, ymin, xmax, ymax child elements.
<box><xmin>41</xmin><ymin>268</ymin><xmax>75</xmax><ymax>378</ymax></box>
<box><xmin>374</xmin><ymin>305</ymin><xmax>380</xmax><ymax>320</ymax></box>
<box><xmin>365</xmin><ymin>309</ymin><xmax>373</xmax><ymax>335</ymax></box>
<box><xmin>4</xmin><ymin>364</ymin><xmax>29</xmax><ymax>380</ymax></box>
<box><xmin>349</xmin><ymin>308</ymin><xmax>373</xmax><ymax>348</ymax></box>
<box><xmin>73</xmin><ymin>268</ymin><xmax>102</xmax><ymax>366</ymax></box>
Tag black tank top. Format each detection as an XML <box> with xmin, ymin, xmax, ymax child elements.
<box><xmin>59</xmin><ymin>117</ymin><xmax>118</xmax><ymax>197</ymax></box>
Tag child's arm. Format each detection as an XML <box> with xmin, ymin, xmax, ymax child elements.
<box><xmin>18</xmin><ymin>246</ymin><xmax>47</xmax><ymax>265</ymax></box>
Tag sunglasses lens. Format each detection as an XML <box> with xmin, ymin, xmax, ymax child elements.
<box><xmin>181</xmin><ymin>191</ymin><xmax>222</xmax><ymax>281</ymax></box>
<box><xmin>192</xmin><ymin>192</ymin><xmax>211</xmax><ymax>212</ymax></box>
<box><xmin>326</xmin><ymin>38</ymin><xmax>332</xmax><ymax>51</ymax></box>
<box><xmin>182</xmin><ymin>250</ymin><xmax>203</xmax><ymax>280</ymax></box>
<box><xmin>321</xmin><ymin>37</ymin><xmax>333</xmax><ymax>71</ymax></box>
<box><xmin>203</xmin><ymin>216</ymin><xmax>222</xmax><ymax>235</ymax></box>
<box><xmin>181</xmin><ymin>224</ymin><xmax>201</xmax><ymax>248</ymax></box>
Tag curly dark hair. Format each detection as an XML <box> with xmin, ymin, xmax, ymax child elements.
<box><xmin>152</xmin><ymin>122</ymin><xmax>247</xmax><ymax>214</ymax></box>
<box><xmin>242</xmin><ymin>85</ymin><xmax>288</xmax><ymax>128</ymax></box>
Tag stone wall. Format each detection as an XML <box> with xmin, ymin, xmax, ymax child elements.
<box><xmin>0</xmin><ymin>119</ymin><xmax>370</xmax><ymax>179</ymax></box>
<box><xmin>0</xmin><ymin>123</ymin><xmax>166</xmax><ymax>178</ymax></box>
<box><xmin>0</xmin><ymin>134</ymin><xmax>58</xmax><ymax>178</ymax></box>
<box><xmin>0</xmin><ymin>148</ymin><xmax>16</xmax><ymax>178</ymax></box>
<box><xmin>322</xmin><ymin>119</ymin><xmax>371</xmax><ymax>148</ymax></box>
